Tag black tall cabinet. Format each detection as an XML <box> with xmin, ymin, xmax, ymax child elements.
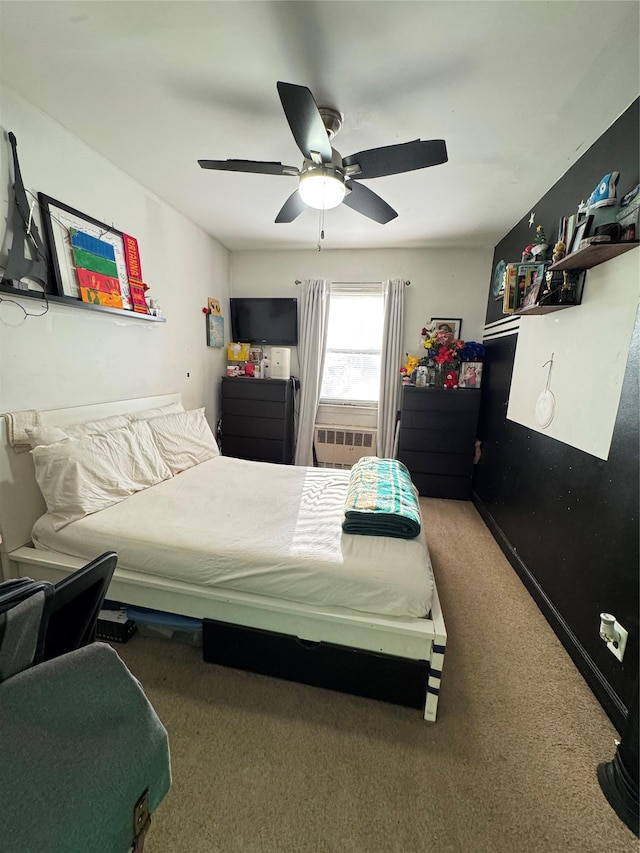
<box><xmin>397</xmin><ymin>386</ymin><xmax>481</xmax><ymax>500</ymax></box>
<box><xmin>220</xmin><ymin>377</ymin><xmax>295</xmax><ymax>464</ymax></box>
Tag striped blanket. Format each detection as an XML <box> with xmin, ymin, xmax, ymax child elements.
<box><xmin>342</xmin><ymin>456</ymin><xmax>421</xmax><ymax>539</ymax></box>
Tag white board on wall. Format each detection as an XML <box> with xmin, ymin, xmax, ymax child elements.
<box><xmin>506</xmin><ymin>249</ymin><xmax>639</xmax><ymax>461</ymax></box>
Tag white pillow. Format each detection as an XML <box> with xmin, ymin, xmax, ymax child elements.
<box><xmin>130</xmin><ymin>402</ymin><xmax>185</xmax><ymax>421</ymax></box>
<box><xmin>31</xmin><ymin>420</ymin><xmax>172</xmax><ymax>530</ymax></box>
<box><xmin>146</xmin><ymin>408</ymin><xmax>219</xmax><ymax>475</ymax></box>
<box><xmin>26</xmin><ymin>414</ymin><xmax>132</xmax><ymax>448</ymax></box>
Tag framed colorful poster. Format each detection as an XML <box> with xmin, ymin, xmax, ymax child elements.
<box><xmin>38</xmin><ymin>193</ymin><xmax>133</xmax><ymax>309</ymax></box>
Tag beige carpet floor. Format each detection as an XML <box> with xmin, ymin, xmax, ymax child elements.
<box><xmin>115</xmin><ymin>498</ymin><xmax>637</xmax><ymax>853</ymax></box>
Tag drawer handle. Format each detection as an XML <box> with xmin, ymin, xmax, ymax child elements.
<box><xmin>296</xmin><ymin>637</ymin><xmax>320</xmax><ymax>650</ymax></box>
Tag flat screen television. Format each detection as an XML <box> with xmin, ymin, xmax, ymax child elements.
<box><xmin>229</xmin><ymin>297</ymin><xmax>298</xmax><ymax>345</ymax></box>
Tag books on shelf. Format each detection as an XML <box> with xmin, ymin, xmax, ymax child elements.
<box><xmin>503</xmin><ymin>262</ymin><xmax>546</xmax><ymax>313</ymax></box>
<box><xmin>558</xmin><ymin>213</ymin><xmax>578</xmax><ymax>252</ymax></box>
<box><xmin>502</xmin><ymin>264</ymin><xmax>517</xmax><ymax>313</ymax></box>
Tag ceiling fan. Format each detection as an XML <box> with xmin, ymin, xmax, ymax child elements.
<box><xmin>198</xmin><ymin>81</ymin><xmax>448</xmax><ymax>225</ymax></box>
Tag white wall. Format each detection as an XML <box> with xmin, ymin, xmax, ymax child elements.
<box><xmin>507</xmin><ymin>248</ymin><xmax>639</xmax><ymax>459</ymax></box>
<box><xmin>231</xmin><ymin>247</ymin><xmax>491</xmax><ymax>367</ymax></box>
<box><xmin>231</xmin><ymin>247</ymin><xmax>491</xmax><ymax>426</ymax></box>
<box><xmin>0</xmin><ymin>87</ymin><xmax>230</xmax><ymax>426</ymax></box>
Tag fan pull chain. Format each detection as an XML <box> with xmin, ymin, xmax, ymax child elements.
<box><xmin>317</xmin><ymin>207</ymin><xmax>325</xmax><ymax>251</ymax></box>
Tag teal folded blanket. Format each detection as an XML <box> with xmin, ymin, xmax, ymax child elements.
<box><xmin>342</xmin><ymin>456</ymin><xmax>421</xmax><ymax>539</ymax></box>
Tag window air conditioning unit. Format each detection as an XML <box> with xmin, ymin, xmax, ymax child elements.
<box><xmin>313</xmin><ymin>425</ymin><xmax>377</xmax><ymax>469</ymax></box>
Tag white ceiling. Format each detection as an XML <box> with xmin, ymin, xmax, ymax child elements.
<box><xmin>1</xmin><ymin>1</ymin><xmax>638</xmax><ymax>253</ymax></box>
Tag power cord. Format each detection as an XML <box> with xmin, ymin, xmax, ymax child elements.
<box><xmin>0</xmin><ymin>291</ymin><xmax>49</xmax><ymax>318</ymax></box>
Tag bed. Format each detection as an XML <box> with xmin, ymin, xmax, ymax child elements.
<box><xmin>0</xmin><ymin>394</ymin><xmax>447</xmax><ymax>721</ymax></box>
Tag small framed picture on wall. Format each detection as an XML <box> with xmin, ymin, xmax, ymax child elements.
<box><xmin>430</xmin><ymin>318</ymin><xmax>462</xmax><ymax>339</ymax></box>
<box><xmin>207</xmin><ymin>313</ymin><xmax>224</xmax><ymax>347</ymax></box>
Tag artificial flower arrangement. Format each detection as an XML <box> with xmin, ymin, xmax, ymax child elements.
<box><xmin>401</xmin><ymin>321</ymin><xmax>485</xmax><ymax>387</ymax></box>
<box><xmin>421</xmin><ymin>325</ymin><xmax>464</xmax><ymax>366</ymax></box>
<box><xmin>421</xmin><ymin>322</ymin><xmax>484</xmax><ymax>364</ymax></box>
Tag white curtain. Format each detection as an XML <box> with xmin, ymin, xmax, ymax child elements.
<box><xmin>377</xmin><ymin>278</ymin><xmax>406</xmax><ymax>458</ymax></box>
<box><xmin>294</xmin><ymin>279</ymin><xmax>330</xmax><ymax>466</ymax></box>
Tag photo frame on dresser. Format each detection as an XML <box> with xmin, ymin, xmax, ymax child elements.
<box><xmin>458</xmin><ymin>362</ymin><xmax>482</xmax><ymax>389</ymax></box>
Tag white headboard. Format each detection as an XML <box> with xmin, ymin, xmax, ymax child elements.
<box><xmin>0</xmin><ymin>393</ymin><xmax>182</xmax><ymax>556</ymax></box>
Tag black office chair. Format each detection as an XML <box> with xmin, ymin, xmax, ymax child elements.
<box><xmin>0</xmin><ymin>551</ymin><xmax>118</xmax><ymax>678</ymax></box>
<box><xmin>41</xmin><ymin>551</ymin><xmax>118</xmax><ymax>661</ymax></box>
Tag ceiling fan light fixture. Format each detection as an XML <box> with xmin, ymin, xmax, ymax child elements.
<box><xmin>298</xmin><ymin>168</ymin><xmax>346</xmax><ymax>210</ymax></box>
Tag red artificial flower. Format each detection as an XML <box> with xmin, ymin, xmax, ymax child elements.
<box><xmin>435</xmin><ymin>347</ymin><xmax>455</xmax><ymax>364</ymax></box>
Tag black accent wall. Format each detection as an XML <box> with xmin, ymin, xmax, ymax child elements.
<box><xmin>473</xmin><ymin>99</ymin><xmax>639</xmax><ymax>733</ymax></box>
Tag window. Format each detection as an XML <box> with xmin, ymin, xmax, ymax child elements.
<box><xmin>319</xmin><ymin>284</ymin><xmax>384</xmax><ymax>405</ymax></box>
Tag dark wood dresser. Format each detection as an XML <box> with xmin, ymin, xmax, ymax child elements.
<box><xmin>220</xmin><ymin>376</ymin><xmax>295</xmax><ymax>464</ymax></box>
<box><xmin>397</xmin><ymin>386</ymin><xmax>481</xmax><ymax>499</ymax></box>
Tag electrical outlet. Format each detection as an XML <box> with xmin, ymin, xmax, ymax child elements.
<box><xmin>606</xmin><ymin>620</ymin><xmax>628</xmax><ymax>662</ymax></box>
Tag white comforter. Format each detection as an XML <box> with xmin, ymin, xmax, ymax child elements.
<box><xmin>32</xmin><ymin>456</ymin><xmax>434</xmax><ymax>618</ymax></box>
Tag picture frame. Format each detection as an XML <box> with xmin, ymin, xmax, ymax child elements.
<box><xmin>520</xmin><ymin>276</ymin><xmax>543</xmax><ymax>310</ymax></box>
<box><xmin>430</xmin><ymin>317</ymin><xmax>462</xmax><ymax>339</ymax></box>
<box><xmin>502</xmin><ymin>264</ymin><xmax>517</xmax><ymax>314</ymax></box>
<box><xmin>458</xmin><ymin>362</ymin><xmax>482</xmax><ymax>389</ymax></box>
<box><xmin>206</xmin><ymin>313</ymin><xmax>225</xmax><ymax>348</ymax></box>
<box><xmin>518</xmin><ymin>262</ymin><xmax>546</xmax><ymax>311</ymax></box>
<box><xmin>569</xmin><ymin>214</ymin><xmax>594</xmax><ymax>255</ymax></box>
<box><xmin>38</xmin><ymin>193</ymin><xmax>133</xmax><ymax>309</ymax></box>
<box><xmin>492</xmin><ymin>259</ymin><xmax>506</xmax><ymax>299</ymax></box>
<box><xmin>227</xmin><ymin>342</ymin><xmax>251</xmax><ymax>361</ymax></box>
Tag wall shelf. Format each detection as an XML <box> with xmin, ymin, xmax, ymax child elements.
<box><xmin>514</xmin><ymin>302</ymin><xmax>574</xmax><ymax>315</ymax></box>
<box><xmin>548</xmin><ymin>240</ymin><xmax>639</xmax><ymax>271</ymax></box>
<box><xmin>513</xmin><ymin>241</ymin><xmax>638</xmax><ymax>315</ymax></box>
<box><xmin>0</xmin><ymin>282</ymin><xmax>166</xmax><ymax>322</ymax></box>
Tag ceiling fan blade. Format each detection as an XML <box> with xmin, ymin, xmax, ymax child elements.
<box><xmin>198</xmin><ymin>159</ymin><xmax>299</xmax><ymax>176</ymax></box>
<box><xmin>275</xmin><ymin>190</ymin><xmax>307</xmax><ymax>223</ymax></box>
<box><xmin>277</xmin><ymin>81</ymin><xmax>332</xmax><ymax>163</ymax></box>
<box><xmin>343</xmin><ymin>139</ymin><xmax>448</xmax><ymax>179</ymax></box>
<box><xmin>342</xmin><ymin>181</ymin><xmax>397</xmax><ymax>224</ymax></box>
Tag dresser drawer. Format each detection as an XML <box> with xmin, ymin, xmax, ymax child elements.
<box><xmin>399</xmin><ymin>425</ymin><xmax>477</xmax><ymax>452</ymax></box>
<box><xmin>222</xmin><ymin>377</ymin><xmax>288</xmax><ymax>403</ymax></box>
<box><xmin>222</xmin><ymin>397</ymin><xmax>287</xmax><ymax>419</ymax></box>
<box><xmin>409</xmin><ymin>472</ymin><xmax>473</xmax><ymax>500</ymax></box>
<box><xmin>203</xmin><ymin>618</ymin><xmax>428</xmax><ymax>709</ymax></box>
<box><xmin>398</xmin><ymin>450</ymin><xmax>473</xmax><ymax>477</ymax></box>
<box><xmin>223</xmin><ymin>414</ymin><xmax>285</xmax><ymax>440</ymax></box>
<box><xmin>402</xmin><ymin>387</ymin><xmax>481</xmax><ymax>415</ymax></box>
<box><xmin>222</xmin><ymin>435</ymin><xmax>290</xmax><ymax>464</ymax></box>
